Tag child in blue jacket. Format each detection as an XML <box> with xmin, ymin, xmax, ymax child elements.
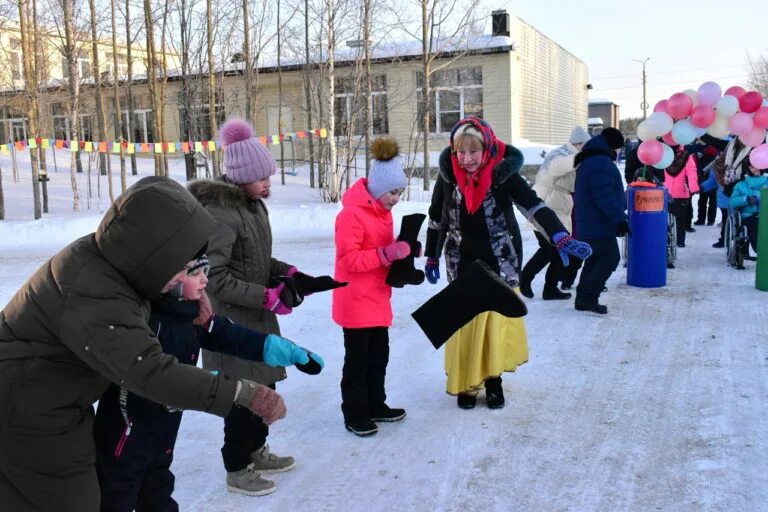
<box><xmin>730</xmin><ymin>163</ymin><xmax>768</xmax><ymax>252</ymax></box>
<box><xmin>95</xmin><ymin>252</ymin><xmax>323</xmax><ymax>509</ymax></box>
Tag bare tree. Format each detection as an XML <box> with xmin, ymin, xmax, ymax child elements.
<box><xmin>205</xmin><ymin>0</ymin><xmax>219</xmax><ymax>176</ymax></box>
<box><xmin>303</xmin><ymin>0</ymin><xmax>316</xmax><ymax>188</ymax></box>
<box><xmin>16</xmin><ymin>0</ymin><xmax>43</xmax><ymax>218</ymax></box>
<box><xmin>88</xmin><ymin>0</ymin><xmax>114</xmax><ymax>201</ymax></box>
<box><xmin>747</xmin><ymin>51</ymin><xmax>768</xmax><ymax>97</ymax></box>
<box><xmin>110</xmin><ymin>0</ymin><xmax>126</xmax><ymax>192</ymax></box>
<box><xmin>61</xmin><ymin>0</ymin><xmax>82</xmax><ymax>209</ymax></box>
<box><xmin>324</xmin><ymin>0</ymin><xmax>339</xmax><ymax>201</ymax></box>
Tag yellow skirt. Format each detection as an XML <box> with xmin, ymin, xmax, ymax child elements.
<box><xmin>444</xmin><ymin>311</ymin><xmax>528</xmax><ymax>395</ymax></box>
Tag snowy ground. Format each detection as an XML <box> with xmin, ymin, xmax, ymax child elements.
<box><xmin>1</xmin><ymin>150</ymin><xmax>767</xmax><ymax>511</ymax></box>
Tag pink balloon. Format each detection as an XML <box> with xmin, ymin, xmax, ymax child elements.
<box><xmin>754</xmin><ymin>107</ymin><xmax>768</xmax><ymax>130</ymax></box>
<box><xmin>740</xmin><ymin>127</ymin><xmax>766</xmax><ymax>147</ymax></box>
<box><xmin>662</xmin><ymin>132</ymin><xmax>678</xmax><ymax>146</ymax></box>
<box><xmin>728</xmin><ymin>112</ymin><xmax>754</xmax><ymax>136</ymax></box>
<box><xmin>724</xmin><ymin>85</ymin><xmax>747</xmax><ymax>99</ymax></box>
<box><xmin>637</xmin><ymin>139</ymin><xmax>664</xmax><ymax>165</ymax></box>
<box><xmin>749</xmin><ymin>143</ymin><xmax>768</xmax><ymax>169</ymax></box>
<box><xmin>739</xmin><ymin>91</ymin><xmax>763</xmax><ymax>114</ymax></box>
<box><xmin>697</xmin><ymin>81</ymin><xmax>722</xmax><ymax>106</ymax></box>
<box><xmin>667</xmin><ymin>92</ymin><xmax>693</xmax><ymax>119</ymax></box>
<box><xmin>653</xmin><ymin>100</ymin><xmax>669</xmax><ymax>113</ymax></box>
<box><xmin>690</xmin><ymin>105</ymin><xmax>716</xmax><ymax>128</ymax></box>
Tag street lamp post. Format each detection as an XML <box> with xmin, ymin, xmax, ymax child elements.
<box><xmin>633</xmin><ymin>57</ymin><xmax>650</xmax><ymax>120</ymax></box>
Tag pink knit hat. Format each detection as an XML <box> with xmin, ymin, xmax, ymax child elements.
<box><xmin>220</xmin><ymin>119</ymin><xmax>276</xmax><ymax>184</ymax></box>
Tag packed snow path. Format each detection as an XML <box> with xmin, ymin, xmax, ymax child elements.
<box><xmin>2</xmin><ymin>218</ymin><xmax>766</xmax><ymax>511</ymax></box>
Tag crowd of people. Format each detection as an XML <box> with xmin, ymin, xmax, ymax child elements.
<box><xmin>0</xmin><ymin>113</ymin><xmax>762</xmax><ymax>510</ymax></box>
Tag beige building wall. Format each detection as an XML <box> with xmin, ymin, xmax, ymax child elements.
<box><xmin>513</xmin><ymin>17</ymin><xmax>588</xmax><ymax>145</ymax></box>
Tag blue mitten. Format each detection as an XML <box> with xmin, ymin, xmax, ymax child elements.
<box><xmin>425</xmin><ymin>257</ymin><xmax>440</xmax><ymax>284</ymax></box>
<box><xmin>552</xmin><ymin>232</ymin><xmax>593</xmax><ymax>266</ymax></box>
<box><xmin>263</xmin><ymin>334</ymin><xmax>324</xmax><ymax>374</ymax></box>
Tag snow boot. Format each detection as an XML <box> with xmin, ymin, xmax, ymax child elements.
<box><xmin>226</xmin><ymin>464</ymin><xmax>276</xmax><ymax>496</ymax></box>
<box><xmin>250</xmin><ymin>444</ymin><xmax>295</xmax><ymax>474</ymax></box>
<box><xmin>518</xmin><ymin>276</ymin><xmax>534</xmax><ymax>298</ymax></box>
<box><xmin>457</xmin><ymin>393</ymin><xmax>477</xmax><ymax>409</ymax></box>
<box><xmin>542</xmin><ymin>288</ymin><xmax>571</xmax><ymax>300</ymax></box>
<box><xmin>386</xmin><ymin>213</ymin><xmax>426</xmax><ymax>288</ymax></box>
<box><xmin>485</xmin><ymin>377</ymin><xmax>505</xmax><ymax>409</ymax></box>
<box><xmin>575</xmin><ymin>301</ymin><xmax>608</xmax><ymax>315</ymax></box>
<box><xmin>370</xmin><ymin>405</ymin><xmax>406</xmax><ymax>422</ymax></box>
<box><xmin>345</xmin><ymin>420</ymin><xmax>378</xmax><ymax>437</ymax></box>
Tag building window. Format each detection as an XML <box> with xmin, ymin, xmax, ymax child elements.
<box><xmin>105</xmin><ymin>52</ymin><xmax>128</xmax><ymax>79</ymax></box>
<box><xmin>9</xmin><ymin>37</ymin><xmax>22</xmax><ymax>81</ymax></box>
<box><xmin>178</xmin><ymin>90</ymin><xmax>225</xmax><ymax>141</ymax></box>
<box><xmin>416</xmin><ymin>67</ymin><xmax>483</xmax><ymax>134</ymax></box>
<box><xmin>51</xmin><ymin>102</ymin><xmax>94</xmax><ymax>140</ymax></box>
<box><xmin>0</xmin><ymin>106</ymin><xmax>28</xmax><ymax>142</ymax></box>
<box><xmin>62</xmin><ymin>50</ymin><xmax>92</xmax><ymax>80</ymax></box>
<box><xmin>334</xmin><ymin>75</ymin><xmax>388</xmax><ymax>137</ymax></box>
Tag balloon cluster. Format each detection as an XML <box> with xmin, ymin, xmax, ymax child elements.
<box><xmin>636</xmin><ymin>82</ymin><xmax>768</xmax><ymax>170</ymax></box>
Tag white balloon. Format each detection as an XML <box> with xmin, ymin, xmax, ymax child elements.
<box><xmin>671</xmin><ymin>119</ymin><xmax>697</xmax><ymax>145</ymax></box>
<box><xmin>708</xmin><ymin>114</ymin><xmax>729</xmax><ymax>138</ymax></box>
<box><xmin>636</xmin><ymin>120</ymin><xmax>655</xmax><ymax>141</ymax></box>
<box><xmin>715</xmin><ymin>95</ymin><xmax>739</xmax><ymax>117</ymax></box>
<box><xmin>646</xmin><ymin>112</ymin><xmax>674</xmax><ymax>137</ymax></box>
<box><xmin>652</xmin><ymin>143</ymin><xmax>675</xmax><ymax>170</ymax></box>
<box><xmin>683</xmin><ymin>89</ymin><xmax>699</xmax><ymax>107</ymax></box>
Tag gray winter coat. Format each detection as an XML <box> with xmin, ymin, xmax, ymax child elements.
<box><xmin>0</xmin><ymin>177</ymin><xmax>238</xmax><ymax>511</ymax></box>
<box><xmin>188</xmin><ymin>178</ymin><xmax>291</xmax><ymax>385</ymax></box>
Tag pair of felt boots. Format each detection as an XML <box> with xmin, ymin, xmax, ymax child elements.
<box><xmin>457</xmin><ymin>377</ymin><xmax>505</xmax><ymax>410</ymax></box>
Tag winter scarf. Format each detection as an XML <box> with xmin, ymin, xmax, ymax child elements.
<box><xmin>449</xmin><ymin>117</ymin><xmax>506</xmax><ymax>215</ymax></box>
<box><xmin>665</xmin><ymin>147</ymin><xmax>690</xmax><ymax>177</ymax></box>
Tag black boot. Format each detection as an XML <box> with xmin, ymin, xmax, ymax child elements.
<box><xmin>518</xmin><ymin>275</ymin><xmax>534</xmax><ymax>298</ymax></box>
<box><xmin>484</xmin><ymin>377</ymin><xmax>505</xmax><ymax>409</ymax></box>
<box><xmin>542</xmin><ymin>287</ymin><xmax>572</xmax><ymax>300</ymax></box>
<box><xmin>457</xmin><ymin>393</ymin><xmax>477</xmax><ymax>409</ymax></box>
<box><xmin>574</xmin><ymin>300</ymin><xmax>608</xmax><ymax>314</ymax></box>
<box><xmin>386</xmin><ymin>213</ymin><xmax>426</xmax><ymax>288</ymax></box>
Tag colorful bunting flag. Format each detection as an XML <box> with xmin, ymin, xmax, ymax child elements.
<box><xmin>194</xmin><ymin>141</ymin><xmax>203</xmax><ymax>152</ymax></box>
<box><xmin>207</xmin><ymin>140</ymin><xmax>216</xmax><ymax>152</ymax></box>
<box><xmin>0</xmin><ymin>144</ymin><xmax>8</xmax><ymax>155</ymax></box>
<box><xmin>84</xmin><ymin>141</ymin><xmax>93</xmax><ymax>152</ymax></box>
<box><xmin>41</xmin><ymin>139</ymin><xmax>50</xmax><ymax>149</ymax></box>
<box><xmin>28</xmin><ymin>138</ymin><xmax>38</xmax><ymax>149</ymax></box>
<box><xmin>181</xmin><ymin>142</ymin><xmax>190</xmax><ymax>153</ymax></box>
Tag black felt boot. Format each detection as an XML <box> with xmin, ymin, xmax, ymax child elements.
<box><xmin>386</xmin><ymin>213</ymin><xmax>426</xmax><ymax>288</ymax></box>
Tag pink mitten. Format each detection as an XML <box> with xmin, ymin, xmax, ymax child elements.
<box><xmin>263</xmin><ymin>283</ymin><xmax>293</xmax><ymax>315</ymax></box>
<box><xmin>377</xmin><ymin>241</ymin><xmax>411</xmax><ymax>266</ymax></box>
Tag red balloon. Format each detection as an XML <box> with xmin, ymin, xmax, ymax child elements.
<box><xmin>739</xmin><ymin>91</ymin><xmax>763</xmax><ymax>114</ymax></box>
<box><xmin>754</xmin><ymin>107</ymin><xmax>768</xmax><ymax>130</ymax></box>
<box><xmin>653</xmin><ymin>100</ymin><xmax>669</xmax><ymax>113</ymax></box>
<box><xmin>724</xmin><ymin>85</ymin><xmax>747</xmax><ymax>99</ymax></box>
<box><xmin>637</xmin><ymin>140</ymin><xmax>664</xmax><ymax>165</ymax></box>
<box><xmin>690</xmin><ymin>105</ymin><xmax>716</xmax><ymax>128</ymax></box>
<box><xmin>662</xmin><ymin>132</ymin><xmax>678</xmax><ymax>146</ymax></box>
<box><xmin>667</xmin><ymin>92</ymin><xmax>693</xmax><ymax>119</ymax></box>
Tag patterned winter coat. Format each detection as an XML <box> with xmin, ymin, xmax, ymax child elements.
<box><xmin>333</xmin><ymin>178</ymin><xmax>395</xmax><ymax>328</ymax></box>
<box><xmin>426</xmin><ymin>145</ymin><xmax>565</xmax><ymax>287</ymax></box>
<box><xmin>188</xmin><ymin>178</ymin><xmax>291</xmax><ymax>385</ymax></box>
<box><xmin>664</xmin><ymin>154</ymin><xmax>700</xmax><ymax>199</ymax></box>
<box><xmin>532</xmin><ymin>142</ymin><xmax>579</xmax><ymax>231</ymax></box>
<box><xmin>730</xmin><ymin>174</ymin><xmax>768</xmax><ymax>219</ymax></box>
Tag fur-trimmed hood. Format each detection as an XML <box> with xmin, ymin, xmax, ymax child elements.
<box><xmin>187</xmin><ymin>177</ymin><xmax>253</xmax><ymax>209</ymax></box>
<box><xmin>438</xmin><ymin>144</ymin><xmax>524</xmax><ymax>185</ymax></box>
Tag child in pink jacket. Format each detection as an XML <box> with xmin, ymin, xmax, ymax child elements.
<box><xmin>665</xmin><ymin>147</ymin><xmax>700</xmax><ymax>247</ymax></box>
<box><xmin>333</xmin><ymin>137</ymin><xmax>411</xmax><ymax>437</ymax></box>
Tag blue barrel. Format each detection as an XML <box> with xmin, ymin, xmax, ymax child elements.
<box><xmin>627</xmin><ymin>183</ymin><xmax>667</xmax><ymax>287</ymax></box>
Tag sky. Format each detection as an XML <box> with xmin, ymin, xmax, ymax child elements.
<box><xmin>477</xmin><ymin>0</ymin><xmax>768</xmax><ymax>119</ymax></box>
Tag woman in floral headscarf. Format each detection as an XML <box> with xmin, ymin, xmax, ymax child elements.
<box><xmin>423</xmin><ymin>117</ymin><xmax>592</xmax><ymax>410</ymax></box>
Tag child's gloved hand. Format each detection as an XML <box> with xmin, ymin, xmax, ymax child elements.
<box><xmin>377</xmin><ymin>241</ymin><xmax>411</xmax><ymax>266</ymax></box>
<box><xmin>748</xmin><ymin>195</ymin><xmax>760</xmax><ymax>206</ymax></box>
<box><xmin>235</xmin><ymin>380</ymin><xmax>286</xmax><ymax>425</ymax></box>
<box><xmin>263</xmin><ymin>284</ymin><xmax>293</xmax><ymax>315</ymax></box>
<box><xmin>552</xmin><ymin>232</ymin><xmax>593</xmax><ymax>266</ymax></box>
<box><xmin>425</xmin><ymin>257</ymin><xmax>440</xmax><ymax>284</ymax></box>
<box><xmin>263</xmin><ymin>334</ymin><xmax>324</xmax><ymax>374</ymax></box>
